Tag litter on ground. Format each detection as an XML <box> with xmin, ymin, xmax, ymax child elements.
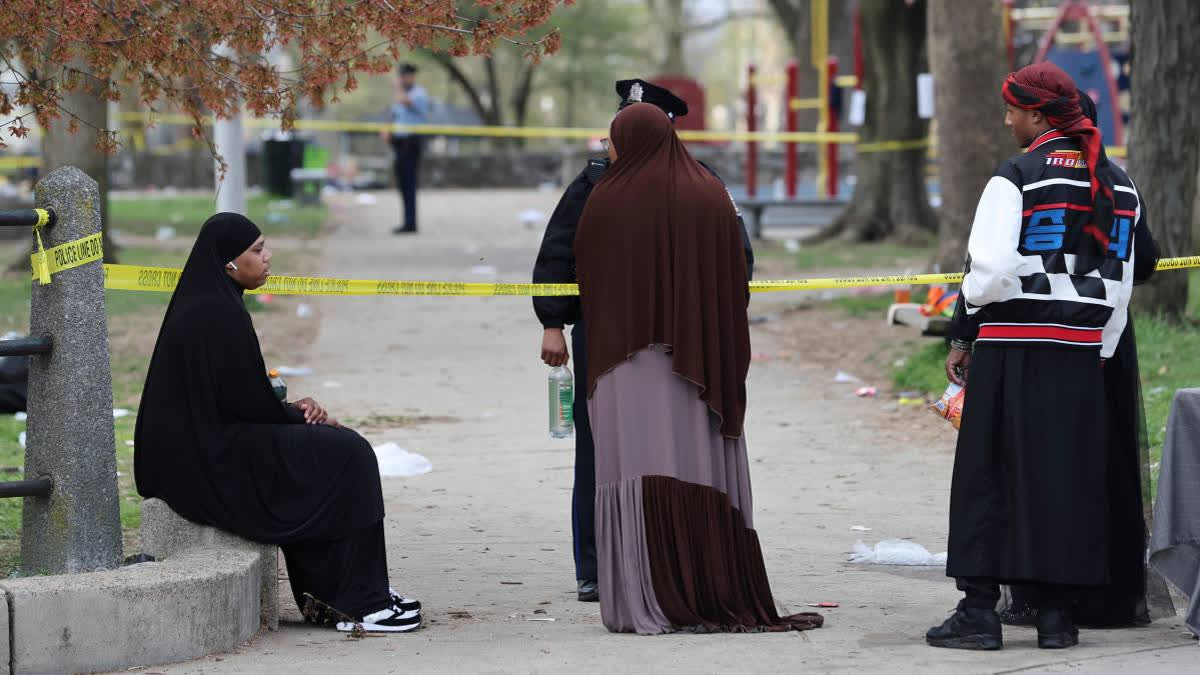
<box><xmin>373</xmin><ymin>442</ymin><xmax>433</xmax><ymax>477</ymax></box>
<box><xmin>849</xmin><ymin>539</ymin><xmax>947</xmax><ymax>566</ymax></box>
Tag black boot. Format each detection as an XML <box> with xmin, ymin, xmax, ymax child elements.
<box><xmin>1036</xmin><ymin>609</ymin><xmax>1079</xmax><ymax>649</ymax></box>
<box><xmin>926</xmin><ymin>601</ymin><xmax>1003</xmax><ymax>650</ymax></box>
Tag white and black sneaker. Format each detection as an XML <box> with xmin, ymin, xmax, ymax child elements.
<box><xmin>336</xmin><ymin>605</ymin><xmax>422</xmax><ymax>633</ymax></box>
<box><xmin>389</xmin><ymin>587</ymin><xmax>422</xmax><ymax>614</ymax></box>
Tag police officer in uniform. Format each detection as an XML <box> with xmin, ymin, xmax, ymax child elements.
<box><xmin>532</xmin><ymin>79</ymin><xmax>754</xmax><ymax>602</ymax></box>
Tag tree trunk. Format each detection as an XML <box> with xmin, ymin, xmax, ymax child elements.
<box><xmin>511</xmin><ymin>62</ymin><xmax>538</xmax><ymax>129</ymax></box>
<box><xmin>819</xmin><ymin>0</ymin><xmax>934</xmax><ymax>243</ymax></box>
<box><xmin>483</xmin><ymin>56</ymin><xmax>503</xmax><ymax>125</ymax></box>
<box><xmin>659</xmin><ymin>0</ymin><xmax>687</xmax><ymax>75</ymax></box>
<box><xmin>928</xmin><ymin>0</ymin><xmax>1011</xmax><ymax>272</ymax></box>
<box><xmin>1128</xmin><ymin>0</ymin><xmax>1200</xmax><ymax>319</ymax></box>
<box><xmin>564</xmin><ymin>76</ymin><xmax>577</xmax><ymax>128</ymax></box>
<box><xmin>430</xmin><ymin>53</ymin><xmax>502</xmax><ymax>126</ymax></box>
<box><xmin>40</xmin><ymin>72</ymin><xmax>115</xmax><ymax>263</ymax></box>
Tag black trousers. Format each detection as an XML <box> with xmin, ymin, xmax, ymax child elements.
<box><xmin>959</xmin><ymin>577</ymin><xmax>1077</xmax><ymax>611</ymax></box>
<box><xmin>571</xmin><ymin>322</ymin><xmax>598</xmax><ymax>582</ymax></box>
<box><xmin>282</xmin><ymin>520</ymin><xmax>392</xmax><ymax>621</ymax></box>
<box><xmin>391</xmin><ymin>137</ymin><xmax>422</xmax><ymax>230</ymax></box>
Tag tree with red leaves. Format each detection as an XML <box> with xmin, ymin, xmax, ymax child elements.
<box><xmin>1</xmin><ymin>1</ymin><xmax>567</xmax><ymax>262</ymax></box>
<box><xmin>1</xmin><ymin>1</ymin><xmax>567</xmax><ymax>155</ymax></box>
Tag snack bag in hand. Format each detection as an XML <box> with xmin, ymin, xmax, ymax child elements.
<box><xmin>929</xmin><ymin>383</ymin><xmax>965</xmax><ymax>430</ymax></box>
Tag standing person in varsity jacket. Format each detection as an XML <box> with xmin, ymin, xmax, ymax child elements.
<box><xmin>927</xmin><ymin>62</ymin><xmax>1146</xmax><ymax>652</ymax></box>
<box><xmin>532</xmin><ymin>79</ymin><xmax>754</xmax><ymax>603</ymax></box>
<box><xmin>999</xmin><ymin>93</ymin><xmax>1160</xmax><ymax>631</ymax></box>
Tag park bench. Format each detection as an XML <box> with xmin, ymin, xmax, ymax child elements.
<box><xmin>736</xmin><ymin>195</ymin><xmax>847</xmax><ymax>239</ymax></box>
<box><xmin>887</xmin><ymin>302</ymin><xmax>951</xmax><ymax>337</ymax></box>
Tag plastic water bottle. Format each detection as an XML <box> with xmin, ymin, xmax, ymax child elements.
<box><xmin>268</xmin><ymin>368</ymin><xmax>287</xmax><ymax>402</ymax></box>
<box><xmin>548</xmin><ymin>365</ymin><xmax>574</xmax><ymax>439</ymax></box>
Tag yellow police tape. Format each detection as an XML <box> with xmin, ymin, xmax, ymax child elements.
<box><xmin>28</xmin><ymin>228</ymin><xmax>1200</xmax><ymax>295</ymax></box>
<box><xmin>29</xmin><ymin>232</ymin><xmax>105</xmax><ymax>283</ymax></box>
<box><xmin>117</xmin><ymin>112</ymin><xmax>862</xmax><ymax>145</ymax></box>
<box><xmin>0</xmin><ymin>156</ymin><xmax>41</xmax><ymax>170</ymax></box>
<box><xmin>94</xmin><ymin>257</ymin><xmax>1200</xmax><ymax>296</ymax></box>
<box><xmin>3</xmin><ymin>112</ymin><xmax>1120</xmax><ymax>159</ymax></box>
<box><xmin>855</xmin><ymin>138</ymin><xmax>931</xmax><ymax>154</ymax></box>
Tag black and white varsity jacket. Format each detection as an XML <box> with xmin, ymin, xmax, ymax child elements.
<box><xmin>952</xmin><ymin>129</ymin><xmax>1144</xmax><ymax>358</ymax></box>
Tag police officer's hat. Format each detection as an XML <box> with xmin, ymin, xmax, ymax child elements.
<box><xmin>615</xmin><ymin>79</ymin><xmax>689</xmax><ymax>121</ymax></box>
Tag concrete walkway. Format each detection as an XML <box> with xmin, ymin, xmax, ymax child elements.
<box><xmin>150</xmin><ymin>189</ymin><xmax>1195</xmax><ymax>674</ymax></box>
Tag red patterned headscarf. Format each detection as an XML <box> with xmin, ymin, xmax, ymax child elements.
<box><xmin>1002</xmin><ymin>62</ymin><xmax>1116</xmax><ymax>269</ymax></box>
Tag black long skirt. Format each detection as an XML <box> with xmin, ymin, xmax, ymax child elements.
<box><xmin>1002</xmin><ymin>321</ymin><xmax>1151</xmax><ymax>625</ymax></box>
<box><xmin>947</xmin><ymin>345</ymin><xmax>1110</xmax><ymax>586</ymax></box>
<box><xmin>284</xmin><ymin>520</ymin><xmax>393</xmax><ymax>621</ymax></box>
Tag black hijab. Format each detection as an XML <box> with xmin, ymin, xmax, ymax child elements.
<box><xmin>167</xmin><ymin>212</ymin><xmax>261</xmax><ymax>315</ymax></box>
<box><xmin>134</xmin><ymin>213</ymin><xmax>294</xmax><ymax>503</ymax></box>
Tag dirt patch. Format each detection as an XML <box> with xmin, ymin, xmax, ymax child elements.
<box><xmin>343</xmin><ymin>414</ymin><xmax>462</xmax><ymax>432</ymax></box>
<box><xmin>749</xmin><ymin>241</ymin><xmax>957</xmax><ymax>455</ymax></box>
<box><xmin>761</xmin><ymin>303</ymin><xmax>957</xmax><ymax>453</ymax></box>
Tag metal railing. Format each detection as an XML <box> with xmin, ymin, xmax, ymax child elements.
<box><xmin>0</xmin><ymin>208</ymin><xmax>57</xmax><ymax>502</ymax></box>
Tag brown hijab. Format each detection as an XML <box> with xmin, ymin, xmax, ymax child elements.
<box><xmin>575</xmin><ymin>102</ymin><xmax>751</xmax><ymax>438</ymax></box>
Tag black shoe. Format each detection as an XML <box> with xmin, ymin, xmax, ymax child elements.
<box><xmin>577</xmin><ymin>579</ymin><xmax>599</xmax><ymax>602</ymax></box>
<box><xmin>926</xmin><ymin>603</ymin><xmax>1003</xmax><ymax>650</ymax></box>
<box><xmin>1037</xmin><ymin>609</ymin><xmax>1079</xmax><ymax>649</ymax></box>
<box><xmin>392</xmin><ymin>225</ymin><xmax>417</xmax><ymax>235</ymax></box>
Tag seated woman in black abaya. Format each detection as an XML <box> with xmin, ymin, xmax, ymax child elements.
<box><xmin>134</xmin><ymin>213</ymin><xmax>421</xmax><ymax>633</ymax></box>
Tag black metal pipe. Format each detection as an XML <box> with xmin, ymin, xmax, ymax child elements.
<box><xmin>0</xmin><ymin>208</ymin><xmax>55</xmax><ymax>229</ymax></box>
<box><xmin>0</xmin><ymin>477</ymin><xmax>53</xmax><ymax>498</ymax></box>
<box><xmin>0</xmin><ymin>335</ymin><xmax>52</xmax><ymax>357</ymax></box>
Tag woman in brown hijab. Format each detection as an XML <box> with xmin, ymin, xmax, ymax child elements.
<box><xmin>575</xmin><ymin>102</ymin><xmax>822</xmax><ymax>635</ymax></box>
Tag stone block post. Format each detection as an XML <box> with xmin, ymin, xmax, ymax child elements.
<box><xmin>21</xmin><ymin>166</ymin><xmax>122</xmax><ymax>574</ymax></box>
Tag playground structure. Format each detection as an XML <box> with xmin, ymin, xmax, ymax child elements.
<box><xmin>0</xmin><ymin>1</ymin><xmax>1136</xmax><ymax>213</ymax></box>
<box><xmin>1007</xmin><ymin>0</ymin><xmax>1130</xmax><ymax>146</ymax></box>
<box><xmin>742</xmin><ymin>0</ymin><xmax>1131</xmax><ymax>205</ymax></box>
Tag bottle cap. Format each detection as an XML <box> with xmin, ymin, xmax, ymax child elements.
<box><xmin>268</xmin><ymin>369</ymin><xmax>279</xmax><ymax>377</ymax></box>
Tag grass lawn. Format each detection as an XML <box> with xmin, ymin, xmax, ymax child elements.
<box><xmin>758</xmin><ymin>238</ymin><xmax>937</xmax><ymax>273</ymax></box>
<box><xmin>110</xmin><ymin>192</ymin><xmax>328</xmax><ymax>238</ymax></box>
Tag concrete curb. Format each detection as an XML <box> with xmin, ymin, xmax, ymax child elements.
<box><xmin>140</xmin><ymin>498</ymin><xmax>280</xmax><ymax>631</ymax></box>
<box><xmin>1</xmin><ymin>548</ymin><xmax>263</xmax><ymax>675</ymax></box>
<box><xmin>0</xmin><ymin>499</ymin><xmax>282</xmax><ymax>674</ymax></box>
